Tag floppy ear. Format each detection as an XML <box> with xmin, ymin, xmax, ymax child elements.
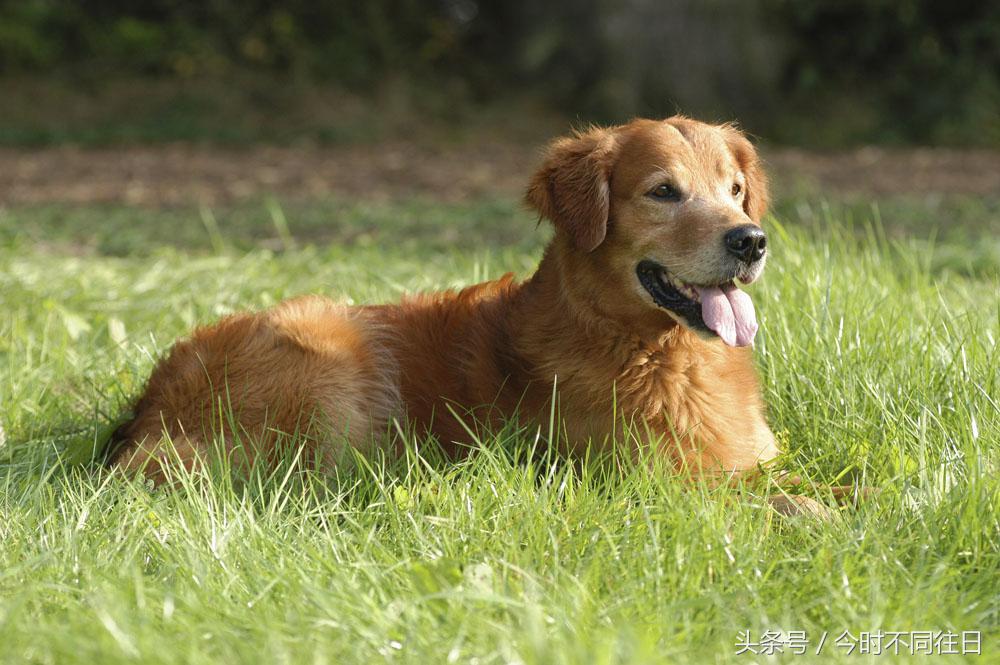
<box><xmin>725</xmin><ymin>129</ymin><xmax>770</xmax><ymax>223</ymax></box>
<box><xmin>525</xmin><ymin>127</ymin><xmax>618</xmax><ymax>252</ymax></box>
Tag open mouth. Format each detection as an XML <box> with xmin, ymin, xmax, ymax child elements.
<box><xmin>636</xmin><ymin>260</ymin><xmax>758</xmax><ymax>347</ymax></box>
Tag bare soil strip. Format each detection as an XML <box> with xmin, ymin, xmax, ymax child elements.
<box><xmin>2</xmin><ymin>143</ymin><xmax>998</xmax><ymax>207</ymax></box>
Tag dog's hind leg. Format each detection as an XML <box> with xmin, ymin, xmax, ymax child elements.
<box><xmin>108</xmin><ymin>296</ymin><xmax>401</xmax><ymax>483</ymax></box>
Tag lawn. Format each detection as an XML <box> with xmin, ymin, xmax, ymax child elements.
<box><xmin>0</xmin><ymin>193</ymin><xmax>997</xmax><ymax>663</ymax></box>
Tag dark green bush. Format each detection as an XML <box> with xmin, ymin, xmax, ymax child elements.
<box><xmin>0</xmin><ymin>0</ymin><xmax>997</xmax><ymax>145</ymax></box>
<box><xmin>766</xmin><ymin>0</ymin><xmax>1000</xmax><ymax>144</ymax></box>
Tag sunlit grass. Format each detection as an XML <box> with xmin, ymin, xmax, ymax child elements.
<box><xmin>1</xmin><ymin>198</ymin><xmax>997</xmax><ymax>663</ymax></box>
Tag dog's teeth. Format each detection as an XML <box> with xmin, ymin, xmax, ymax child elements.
<box><xmin>652</xmin><ymin>269</ymin><xmax>701</xmax><ymax>302</ymax></box>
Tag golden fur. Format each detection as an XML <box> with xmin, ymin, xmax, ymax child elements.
<box><xmin>109</xmin><ymin>116</ymin><xmax>783</xmax><ymax>484</ymax></box>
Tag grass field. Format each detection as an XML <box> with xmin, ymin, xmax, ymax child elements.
<box><xmin>1</xmin><ymin>193</ymin><xmax>998</xmax><ymax>663</ymax></box>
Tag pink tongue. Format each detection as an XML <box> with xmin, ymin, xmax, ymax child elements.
<box><xmin>695</xmin><ymin>284</ymin><xmax>758</xmax><ymax>347</ymax></box>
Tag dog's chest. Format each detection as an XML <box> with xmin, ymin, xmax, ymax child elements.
<box><xmin>618</xmin><ymin>345</ymin><xmax>732</xmax><ymax>422</ymax></box>
<box><xmin>558</xmin><ymin>341</ymin><xmax>775</xmax><ymax>469</ymax></box>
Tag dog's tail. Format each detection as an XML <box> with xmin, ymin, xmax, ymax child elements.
<box><xmin>100</xmin><ymin>413</ymin><xmax>136</xmax><ymax>467</ymax></box>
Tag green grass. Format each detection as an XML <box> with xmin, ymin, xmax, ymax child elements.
<box><xmin>1</xmin><ymin>195</ymin><xmax>998</xmax><ymax>663</ymax></box>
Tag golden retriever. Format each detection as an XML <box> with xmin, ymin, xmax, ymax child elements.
<box><xmin>109</xmin><ymin>116</ymin><xmax>798</xmax><ymax>500</ymax></box>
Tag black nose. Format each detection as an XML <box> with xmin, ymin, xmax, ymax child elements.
<box><xmin>724</xmin><ymin>225</ymin><xmax>767</xmax><ymax>263</ymax></box>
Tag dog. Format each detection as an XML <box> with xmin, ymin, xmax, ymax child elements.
<box><xmin>109</xmin><ymin>116</ymin><xmax>800</xmax><ymax>502</ymax></box>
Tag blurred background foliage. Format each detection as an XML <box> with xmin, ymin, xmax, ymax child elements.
<box><xmin>0</xmin><ymin>0</ymin><xmax>998</xmax><ymax>146</ymax></box>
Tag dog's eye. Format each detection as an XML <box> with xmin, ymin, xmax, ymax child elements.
<box><xmin>731</xmin><ymin>182</ymin><xmax>742</xmax><ymax>197</ymax></box>
<box><xmin>649</xmin><ymin>184</ymin><xmax>681</xmax><ymax>201</ymax></box>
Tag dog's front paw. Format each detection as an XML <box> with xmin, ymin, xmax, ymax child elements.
<box><xmin>767</xmin><ymin>494</ymin><xmax>837</xmax><ymax>521</ymax></box>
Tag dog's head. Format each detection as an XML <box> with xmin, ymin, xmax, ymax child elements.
<box><xmin>526</xmin><ymin>116</ymin><xmax>770</xmax><ymax>347</ymax></box>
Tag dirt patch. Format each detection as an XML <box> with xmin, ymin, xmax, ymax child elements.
<box><xmin>0</xmin><ymin>142</ymin><xmax>537</xmax><ymax>207</ymax></box>
<box><xmin>2</xmin><ymin>142</ymin><xmax>998</xmax><ymax>207</ymax></box>
<box><xmin>766</xmin><ymin>147</ymin><xmax>1000</xmax><ymax>198</ymax></box>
